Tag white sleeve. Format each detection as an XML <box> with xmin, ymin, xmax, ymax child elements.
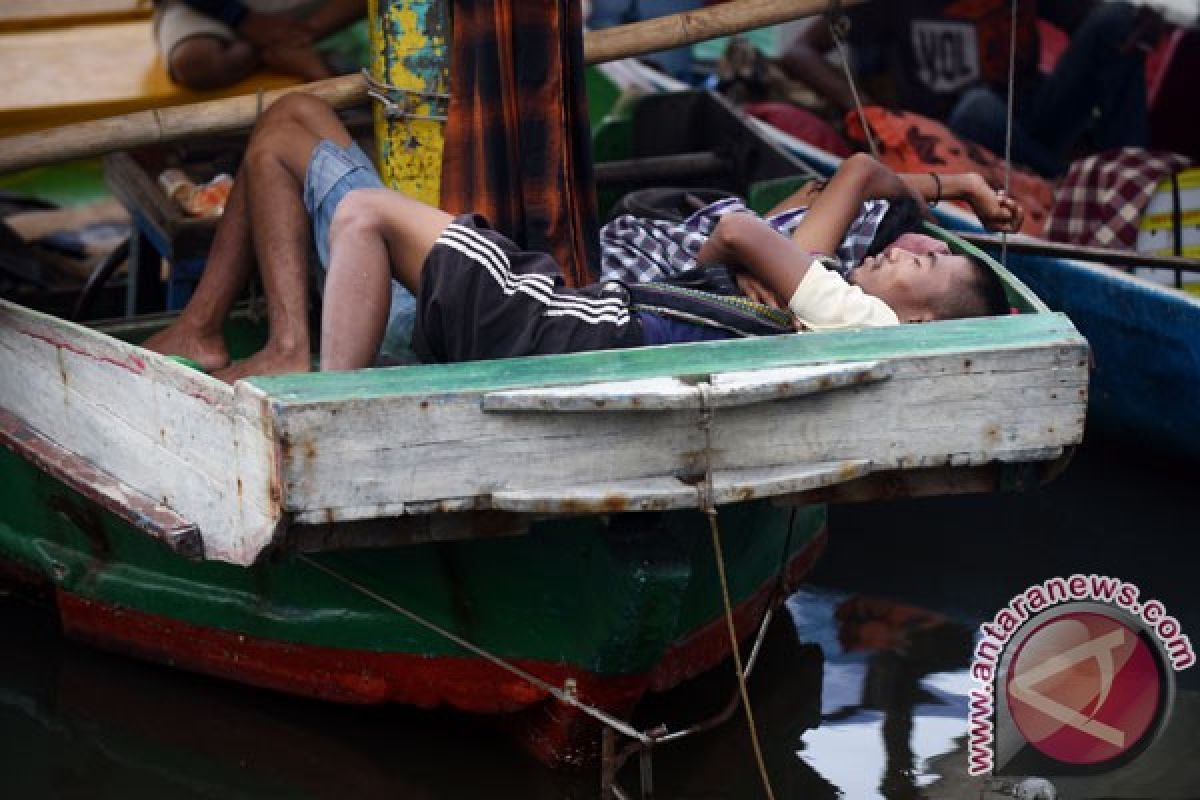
<box><xmin>787</xmin><ymin>259</ymin><xmax>900</xmax><ymax>330</ymax></box>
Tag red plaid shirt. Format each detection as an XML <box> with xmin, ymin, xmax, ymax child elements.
<box><xmin>1045</xmin><ymin>148</ymin><xmax>1190</xmax><ymax>249</ymax></box>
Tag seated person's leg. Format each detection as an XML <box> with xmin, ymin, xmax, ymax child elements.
<box><xmin>321</xmin><ymin>189</ymin><xmax>452</xmax><ymax>371</ymax></box>
<box><xmin>170</xmin><ymin>36</ymin><xmax>257</xmax><ymax>90</ymax></box>
<box><xmin>155</xmin><ymin>0</ymin><xmax>254</xmax><ymax>89</ymax></box>
<box><xmin>141</xmin><ymin>174</ymin><xmax>253</xmax><ymax>370</ymax></box>
<box><xmin>209</xmin><ymin>94</ymin><xmax>367</xmax><ymax>381</ymax></box>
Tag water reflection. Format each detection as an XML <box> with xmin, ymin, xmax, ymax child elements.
<box><xmin>789</xmin><ymin>588</ymin><xmax>975</xmax><ymax>800</ymax></box>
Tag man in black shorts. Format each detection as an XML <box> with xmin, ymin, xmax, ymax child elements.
<box><xmin>145</xmin><ymin>94</ymin><xmax>1020</xmax><ymax>378</ymax></box>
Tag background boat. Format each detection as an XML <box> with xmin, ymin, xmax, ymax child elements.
<box><xmin>0</xmin><ymin>10</ymin><xmax>1086</xmax><ymax>776</ymax></box>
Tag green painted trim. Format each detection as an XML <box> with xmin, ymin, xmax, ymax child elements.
<box><xmin>0</xmin><ymin>447</ymin><xmax>821</xmax><ymax>671</ymax></box>
<box><xmin>251</xmin><ymin>312</ymin><xmax>1082</xmax><ymax>404</ymax></box>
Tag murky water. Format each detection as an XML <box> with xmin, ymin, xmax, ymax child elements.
<box><xmin>2</xmin><ymin>432</ymin><xmax>1197</xmax><ymax>798</ymax></box>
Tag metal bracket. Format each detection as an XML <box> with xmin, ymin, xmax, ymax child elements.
<box><xmin>363</xmin><ymin>69</ymin><xmax>450</xmax><ymax>122</ymax></box>
<box><xmin>600</xmin><ymin>605</ymin><xmax>780</xmax><ymax>799</ymax></box>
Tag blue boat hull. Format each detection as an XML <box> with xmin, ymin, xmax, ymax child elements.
<box><xmin>995</xmin><ymin>252</ymin><xmax>1200</xmax><ymax>458</ymax></box>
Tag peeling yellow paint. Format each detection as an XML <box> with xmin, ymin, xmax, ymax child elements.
<box><xmin>368</xmin><ymin>0</ymin><xmax>447</xmax><ymax>206</ymax></box>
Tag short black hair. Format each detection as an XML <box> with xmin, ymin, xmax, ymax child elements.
<box><xmin>936</xmin><ymin>253</ymin><xmax>1011</xmax><ymax>320</ymax></box>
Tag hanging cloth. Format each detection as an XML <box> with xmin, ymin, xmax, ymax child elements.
<box><xmin>440</xmin><ymin>0</ymin><xmax>599</xmax><ymax>288</ymax></box>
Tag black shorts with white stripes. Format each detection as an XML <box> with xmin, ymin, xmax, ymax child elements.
<box><xmin>411</xmin><ymin>215</ymin><xmax>645</xmax><ymax>364</ymax></box>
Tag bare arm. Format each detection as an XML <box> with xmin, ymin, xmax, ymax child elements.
<box><xmin>898</xmin><ymin>172</ymin><xmax>1024</xmax><ymax>232</ymax></box>
<box><xmin>787</xmin><ymin>153</ymin><xmax>917</xmax><ymax>254</ymax></box>
<box><xmin>778</xmin><ymin>19</ymin><xmax>871</xmax><ymax>115</ymax></box>
<box><xmin>768</xmin><ymin>166</ymin><xmax>1022</xmax><ymax>234</ymax></box>
<box><xmin>697</xmin><ymin>213</ymin><xmax>817</xmax><ymax>303</ymax></box>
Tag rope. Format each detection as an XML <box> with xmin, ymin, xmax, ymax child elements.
<box><xmin>1001</xmin><ymin>0</ymin><xmax>1019</xmax><ymax>267</ymax></box>
<box><xmin>696</xmin><ymin>385</ymin><xmax>777</xmax><ymax>800</ymax></box>
<box><xmin>297</xmin><ymin>554</ymin><xmax>651</xmax><ymax>745</ymax></box>
<box><xmin>826</xmin><ymin>4</ymin><xmax>879</xmax><ymax>159</ymax></box>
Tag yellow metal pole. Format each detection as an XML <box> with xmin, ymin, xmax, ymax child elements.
<box><xmin>368</xmin><ymin>0</ymin><xmax>450</xmax><ymax>204</ymax></box>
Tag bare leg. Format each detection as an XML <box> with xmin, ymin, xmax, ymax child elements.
<box><xmin>169</xmin><ymin>36</ymin><xmax>257</xmax><ymax>90</ymax></box>
<box><xmin>212</xmin><ymin>94</ymin><xmax>355</xmax><ymax>382</ymax></box>
<box><xmin>142</xmin><ymin>168</ymin><xmax>253</xmax><ymax>370</ymax></box>
<box><xmin>320</xmin><ymin>189</ymin><xmax>452</xmax><ymax>371</ymax></box>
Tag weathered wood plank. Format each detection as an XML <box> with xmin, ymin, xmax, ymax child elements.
<box><xmin>0</xmin><ymin>407</ymin><xmax>201</xmax><ymax>557</ymax></box>
<box><xmin>491</xmin><ymin>460</ymin><xmax>873</xmax><ymax>513</ymax></box>
<box><xmin>270</xmin><ymin>342</ymin><xmax>1087</xmax><ymax>518</ymax></box>
<box><xmin>0</xmin><ymin>299</ymin><xmax>279</xmax><ymax>564</ymax></box>
<box><xmin>481</xmin><ymin>362</ymin><xmax>889</xmax><ymax>412</ymax></box>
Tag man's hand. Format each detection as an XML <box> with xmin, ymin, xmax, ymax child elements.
<box><xmin>734</xmin><ymin>271</ymin><xmax>786</xmax><ymax>309</ymax></box>
<box><xmin>964</xmin><ymin>175</ymin><xmax>1024</xmax><ymax>232</ymax></box>
<box><xmin>238</xmin><ymin>11</ymin><xmax>313</xmax><ymax>49</ymax></box>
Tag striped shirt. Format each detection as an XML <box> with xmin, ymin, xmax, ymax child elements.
<box><xmin>598</xmin><ymin>197</ymin><xmax>890</xmax><ymax>284</ymax></box>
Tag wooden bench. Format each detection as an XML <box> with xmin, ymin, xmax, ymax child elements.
<box><xmin>0</xmin><ymin>20</ymin><xmax>299</xmax><ymax>136</ymax></box>
<box><xmin>0</xmin><ymin>0</ymin><xmax>152</xmax><ymax>33</ymax></box>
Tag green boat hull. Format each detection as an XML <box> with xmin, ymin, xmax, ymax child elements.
<box><xmin>0</xmin><ymin>442</ymin><xmax>825</xmax><ymax>763</ymax></box>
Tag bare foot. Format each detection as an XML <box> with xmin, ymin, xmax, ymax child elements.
<box><xmin>260</xmin><ymin>44</ymin><xmax>334</xmax><ymax>82</ymax></box>
<box><xmin>142</xmin><ymin>323</ymin><xmax>230</xmax><ymax>372</ymax></box>
<box><xmin>211</xmin><ymin>345</ymin><xmax>312</xmax><ymax>384</ymax></box>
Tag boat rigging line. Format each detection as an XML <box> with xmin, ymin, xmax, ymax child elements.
<box><xmin>697</xmin><ymin>382</ymin><xmax>779</xmax><ymax>800</ymax></box>
<box><xmin>826</xmin><ymin>0</ymin><xmax>879</xmax><ymax>159</ymax></box>
<box><xmin>1001</xmin><ymin>0</ymin><xmax>1019</xmax><ymax>269</ymax></box>
<box><xmin>297</xmin><ymin>373</ymin><xmax>791</xmax><ymax>800</ymax></box>
<box><xmin>297</xmin><ymin>553</ymin><xmax>652</xmax><ymax>745</ymax></box>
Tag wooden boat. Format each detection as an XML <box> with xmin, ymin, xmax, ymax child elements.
<box><xmin>0</xmin><ymin>237</ymin><xmax>1087</xmax><ymax>768</ymax></box>
<box><xmin>0</xmin><ymin>16</ymin><xmax>1087</xmax><ymax>773</ymax></box>
<box><xmin>745</xmin><ymin>109</ymin><xmax>1200</xmax><ymax>460</ymax></box>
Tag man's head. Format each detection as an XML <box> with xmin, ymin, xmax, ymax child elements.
<box><xmin>849</xmin><ymin>233</ymin><xmax>1009</xmax><ymax>323</ymax></box>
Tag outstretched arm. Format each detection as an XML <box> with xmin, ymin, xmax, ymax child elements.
<box><xmin>788</xmin><ymin>153</ymin><xmax>917</xmax><ymax>254</ymax></box>
<box><xmin>768</xmin><ymin>164</ymin><xmax>1023</xmax><ymax>234</ymax></box>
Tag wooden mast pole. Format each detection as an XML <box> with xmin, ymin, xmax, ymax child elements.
<box><xmin>0</xmin><ymin>0</ymin><xmax>863</xmax><ymax>175</ymax></box>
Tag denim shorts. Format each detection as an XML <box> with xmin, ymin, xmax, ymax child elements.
<box><xmin>303</xmin><ymin>139</ymin><xmax>419</xmax><ymax>365</ymax></box>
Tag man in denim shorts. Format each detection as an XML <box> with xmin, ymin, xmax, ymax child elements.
<box><xmin>143</xmin><ymin>92</ymin><xmax>419</xmax><ymax>380</ymax></box>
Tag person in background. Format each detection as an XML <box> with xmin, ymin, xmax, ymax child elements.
<box><xmin>780</xmin><ymin>1</ymin><xmax>1161</xmax><ymax>177</ymax></box>
<box><xmin>153</xmin><ymin>0</ymin><xmax>365</xmax><ymax>89</ymax></box>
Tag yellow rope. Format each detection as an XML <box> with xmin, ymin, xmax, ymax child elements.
<box><xmin>697</xmin><ymin>385</ymin><xmax>776</xmax><ymax>800</ymax></box>
<box><xmin>706</xmin><ymin>510</ymin><xmax>777</xmax><ymax>800</ymax></box>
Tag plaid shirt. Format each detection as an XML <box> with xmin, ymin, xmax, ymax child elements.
<box><xmin>598</xmin><ymin>197</ymin><xmax>889</xmax><ymax>284</ymax></box>
<box><xmin>1045</xmin><ymin>148</ymin><xmax>1191</xmax><ymax>249</ymax></box>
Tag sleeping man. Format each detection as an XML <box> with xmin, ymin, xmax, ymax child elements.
<box><xmin>142</xmin><ymin>94</ymin><xmax>1024</xmax><ymax>378</ymax></box>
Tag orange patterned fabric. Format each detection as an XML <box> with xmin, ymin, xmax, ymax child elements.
<box><xmin>440</xmin><ymin>0</ymin><xmax>598</xmax><ymax>287</ymax></box>
<box><xmin>844</xmin><ymin>106</ymin><xmax>1053</xmax><ymax>235</ymax></box>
